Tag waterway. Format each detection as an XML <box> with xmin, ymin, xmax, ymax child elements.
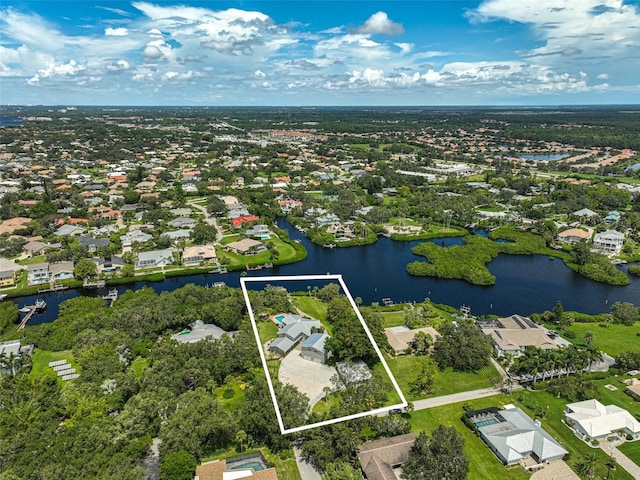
<box><xmin>519</xmin><ymin>153</ymin><xmax>570</xmax><ymax>161</ymax></box>
<box><xmin>13</xmin><ymin>218</ymin><xmax>640</xmax><ymax>325</ymax></box>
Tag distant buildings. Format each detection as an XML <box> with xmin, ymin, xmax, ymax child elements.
<box><xmin>565</xmin><ymin>399</ymin><xmax>640</xmax><ymax>441</ymax></box>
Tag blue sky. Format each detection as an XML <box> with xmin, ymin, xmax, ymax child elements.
<box><xmin>1</xmin><ymin>0</ymin><xmax>639</xmax><ymax>106</ymax></box>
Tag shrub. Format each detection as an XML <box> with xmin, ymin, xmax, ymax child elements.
<box><xmin>564</xmin><ymin>330</ymin><xmax>576</xmax><ymax>339</ymax></box>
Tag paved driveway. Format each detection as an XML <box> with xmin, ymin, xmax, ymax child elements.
<box><xmin>279</xmin><ymin>349</ymin><xmax>337</xmax><ymax>408</ymax></box>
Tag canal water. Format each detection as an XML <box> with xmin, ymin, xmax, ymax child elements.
<box><xmin>15</xmin><ymin>218</ymin><xmax>640</xmax><ymax>325</ymax></box>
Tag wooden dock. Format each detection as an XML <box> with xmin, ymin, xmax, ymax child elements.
<box><xmin>16</xmin><ymin>300</ymin><xmax>46</xmax><ymax>330</ymax></box>
<box><xmin>83</xmin><ymin>279</ymin><xmax>106</xmax><ymax>289</ymax></box>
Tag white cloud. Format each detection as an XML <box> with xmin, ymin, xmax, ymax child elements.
<box><xmin>105</xmin><ymin>27</ymin><xmax>128</xmax><ymax>36</ymax></box>
<box><xmin>352</xmin><ymin>11</ymin><xmax>403</xmax><ymax>35</ymax></box>
<box><xmin>105</xmin><ymin>59</ymin><xmax>132</xmax><ymax>71</ymax></box>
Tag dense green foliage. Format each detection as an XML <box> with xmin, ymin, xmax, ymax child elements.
<box><xmin>402</xmin><ymin>425</ymin><xmax>469</xmax><ymax>480</ymax></box>
<box><xmin>407</xmin><ymin>228</ymin><xmax>569</xmax><ymax>286</ymax></box>
<box><xmin>628</xmin><ymin>265</ymin><xmax>640</xmax><ymax>276</ymax></box>
<box><xmin>432</xmin><ymin>320</ymin><xmax>492</xmax><ymax>372</ymax></box>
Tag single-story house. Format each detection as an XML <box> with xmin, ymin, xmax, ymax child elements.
<box><xmin>163</xmin><ymin>230</ymin><xmax>191</xmax><ymax>242</ymax></box>
<box><xmin>557</xmin><ymin>228</ymin><xmax>592</xmax><ymax>244</ymax></box>
<box><xmin>194</xmin><ymin>458</ymin><xmax>278</xmax><ymax>480</ymax></box>
<box><xmin>467</xmin><ymin>405</ymin><xmax>567</xmax><ymax>465</ymax></box>
<box><xmin>573</xmin><ymin>208</ymin><xmax>598</xmax><ymax>219</ymax></box>
<box><xmin>565</xmin><ymin>399</ymin><xmax>640</xmax><ymax>441</ymax></box>
<box><xmin>121</xmin><ymin>230</ymin><xmax>152</xmax><ymax>248</ymax></box>
<box><xmin>182</xmin><ymin>245</ymin><xmax>217</xmax><ymax>265</ymax></box>
<box><xmin>481</xmin><ymin>314</ymin><xmax>558</xmax><ymax>358</ymax></box>
<box><xmin>172</xmin><ymin>320</ymin><xmax>230</xmax><ymax>344</ymax></box>
<box><xmin>592</xmin><ymin>230</ymin><xmax>624</xmax><ymax>255</ymax></box>
<box><xmin>23</xmin><ymin>240</ymin><xmax>48</xmax><ymax>257</ymax></box>
<box><xmin>231</xmin><ymin>215</ymin><xmax>260</xmax><ymax>227</ymax></box>
<box><xmin>135</xmin><ymin>249</ymin><xmax>174</xmax><ymax>269</ymax></box>
<box><xmin>626</xmin><ymin>379</ymin><xmax>640</xmax><ymax>401</ymax></box>
<box><xmin>226</xmin><ymin>238</ymin><xmax>266</xmax><ymax>255</ymax></box>
<box><xmin>53</xmin><ymin>224</ymin><xmax>86</xmax><ymax>237</ymax></box>
<box><xmin>168</xmin><ymin>217</ymin><xmax>197</xmax><ymax>229</ymax></box>
<box><xmin>300</xmin><ymin>332</ymin><xmax>330</xmax><ymax>364</ymax></box>
<box><xmin>357</xmin><ymin>433</ymin><xmax>416</xmax><ymax>480</ymax></box>
<box><xmin>384</xmin><ymin>326</ymin><xmax>441</xmax><ymax>355</ymax></box>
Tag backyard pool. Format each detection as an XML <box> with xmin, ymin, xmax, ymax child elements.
<box><xmin>275</xmin><ymin>315</ymin><xmax>285</xmax><ymax>323</ymax></box>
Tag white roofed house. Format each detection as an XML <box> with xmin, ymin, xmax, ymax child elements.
<box><xmin>480</xmin><ymin>315</ymin><xmax>558</xmax><ymax>358</ymax></box>
<box><xmin>121</xmin><ymin>230</ymin><xmax>152</xmax><ymax>249</ymax></box>
<box><xmin>565</xmin><ymin>399</ymin><xmax>640</xmax><ymax>441</ymax></box>
<box><xmin>592</xmin><ymin>230</ymin><xmax>624</xmax><ymax>255</ymax></box>
<box><xmin>27</xmin><ymin>262</ymin><xmax>50</xmax><ymax>285</ymax></box>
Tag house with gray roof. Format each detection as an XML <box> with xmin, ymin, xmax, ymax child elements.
<box><xmin>300</xmin><ymin>332</ymin><xmax>330</xmax><ymax>364</ymax></box>
<box><xmin>78</xmin><ymin>236</ymin><xmax>110</xmax><ymax>252</ymax></box>
<box><xmin>53</xmin><ymin>224</ymin><xmax>86</xmax><ymax>237</ymax></box>
<box><xmin>49</xmin><ymin>261</ymin><xmax>74</xmax><ymax>281</ymax></box>
<box><xmin>168</xmin><ymin>217</ymin><xmax>197</xmax><ymax>229</ymax></box>
<box><xmin>268</xmin><ymin>314</ymin><xmax>323</xmax><ymax>356</ymax></box>
<box><xmin>592</xmin><ymin>229</ymin><xmax>624</xmax><ymax>255</ymax></box>
<box><xmin>467</xmin><ymin>405</ymin><xmax>567</xmax><ymax>466</ymax></box>
<box><xmin>135</xmin><ymin>249</ymin><xmax>174</xmax><ymax>269</ymax></box>
<box><xmin>163</xmin><ymin>230</ymin><xmax>191</xmax><ymax>242</ymax></box>
<box><xmin>121</xmin><ymin>230</ymin><xmax>152</xmax><ymax>248</ymax></box>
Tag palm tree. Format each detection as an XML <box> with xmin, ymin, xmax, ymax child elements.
<box><xmin>584</xmin><ymin>331</ymin><xmax>595</xmax><ymax>346</ymax></box>
<box><xmin>575</xmin><ymin>451</ymin><xmax>599</xmax><ymax>479</ymax></box>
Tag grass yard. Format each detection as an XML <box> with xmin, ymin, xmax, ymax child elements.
<box><xmin>17</xmin><ymin>255</ymin><xmax>47</xmax><ymax>266</ymax></box>
<box><xmin>257</xmin><ymin>320</ymin><xmax>279</xmax><ymax>344</ymax></box>
<box><xmin>386</xmin><ymin>355</ymin><xmax>500</xmax><ymax>401</ymax></box>
<box><xmin>408</xmin><ymin>394</ymin><xmax>531</xmax><ymax>480</ymax></box>
<box><xmin>378</xmin><ymin>310</ymin><xmax>405</xmax><ymax>328</ymax></box>
<box><xmin>29</xmin><ymin>349</ymin><xmax>76</xmax><ymax>379</ymax></box>
<box><xmin>618</xmin><ymin>441</ymin><xmax>640</xmax><ymax>467</ymax></box>
<box><xmin>551</xmin><ymin>322</ymin><xmax>640</xmax><ymax>357</ymax></box>
<box><xmin>214</xmin><ymin>376</ymin><xmax>248</xmax><ymax>411</ymax></box>
<box><xmin>129</xmin><ymin>357</ymin><xmax>148</xmax><ymax>378</ymax></box>
<box><xmin>292</xmin><ymin>296</ymin><xmax>327</xmax><ymax>323</ymax></box>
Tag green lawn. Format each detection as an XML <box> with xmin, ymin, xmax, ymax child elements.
<box><xmin>257</xmin><ymin>320</ymin><xmax>279</xmax><ymax>344</ymax></box>
<box><xmin>292</xmin><ymin>296</ymin><xmax>327</xmax><ymax>322</ymax></box>
<box><xmin>386</xmin><ymin>355</ymin><xmax>500</xmax><ymax>401</ymax></box>
<box><xmin>378</xmin><ymin>310</ymin><xmax>405</xmax><ymax>328</ymax></box>
<box><xmin>29</xmin><ymin>349</ymin><xmax>76</xmax><ymax>379</ymax></box>
<box><xmin>217</xmin><ymin>234</ymin><xmax>298</xmax><ymax>268</ymax></box>
<box><xmin>129</xmin><ymin>357</ymin><xmax>148</xmax><ymax>378</ymax></box>
<box><xmin>408</xmin><ymin>395</ymin><xmax>531</xmax><ymax>480</ymax></box>
<box><xmin>591</xmin><ymin>377</ymin><xmax>640</xmax><ymax>418</ymax></box>
<box><xmin>17</xmin><ymin>255</ymin><xmax>46</xmax><ymax>266</ymax></box>
<box><xmin>550</xmin><ymin>322</ymin><xmax>640</xmax><ymax>357</ymax></box>
<box><xmin>214</xmin><ymin>376</ymin><xmax>249</xmax><ymax>412</ymax></box>
<box><xmin>618</xmin><ymin>441</ymin><xmax>640</xmax><ymax>467</ymax></box>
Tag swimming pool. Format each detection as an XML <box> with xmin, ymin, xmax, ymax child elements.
<box><xmin>475</xmin><ymin>418</ymin><xmax>499</xmax><ymax>428</ymax></box>
<box><xmin>275</xmin><ymin>315</ymin><xmax>285</xmax><ymax>323</ymax></box>
<box><xmin>230</xmin><ymin>461</ymin><xmax>264</xmax><ymax>472</ymax></box>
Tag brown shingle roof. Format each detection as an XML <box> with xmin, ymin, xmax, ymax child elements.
<box><xmin>357</xmin><ymin>433</ymin><xmax>416</xmax><ymax>480</ymax></box>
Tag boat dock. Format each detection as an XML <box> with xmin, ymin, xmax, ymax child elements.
<box><xmin>83</xmin><ymin>279</ymin><xmax>107</xmax><ymax>289</ymax></box>
<box><xmin>16</xmin><ymin>299</ymin><xmax>46</xmax><ymax>330</ymax></box>
<box><xmin>102</xmin><ymin>288</ymin><xmax>119</xmax><ymax>306</ymax></box>
<box><xmin>246</xmin><ymin>263</ymin><xmax>273</xmax><ymax>271</ymax></box>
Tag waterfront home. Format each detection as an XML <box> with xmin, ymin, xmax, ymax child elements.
<box><xmin>225</xmin><ymin>238</ymin><xmax>266</xmax><ymax>255</ymax></box>
<box><xmin>0</xmin><ymin>258</ymin><xmax>23</xmax><ymax>280</ymax></box>
<box><xmin>245</xmin><ymin>224</ymin><xmax>271</xmax><ymax>239</ymax></box>
<box><xmin>565</xmin><ymin>399</ymin><xmax>640</xmax><ymax>441</ymax></box>
<box><xmin>300</xmin><ymin>332</ymin><xmax>330</xmax><ymax>364</ymax></box>
<box><xmin>0</xmin><ymin>269</ymin><xmax>16</xmax><ymax>287</ymax></box>
<box><xmin>592</xmin><ymin>230</ymin><xmax>625</xmax><ymax>255</ymax></box>
<box><xmin>269</xmin><ymin>315</ymin><xmax>323</xmax><ymax>356</ymax></box>
<box><xmin>27</xmin><ymin>262</ymin><xmax>50</xmax><ymax>285</ymax></box>
<box><xmin>135</xmin><ymin>249</ymin><xmax>174</xmax><ymax>269</ymax></box>
<box><xmin>466</xmin><ymin>405</ymin><xmax>567</xmax><ymax>466</ymax></box>
<box><xmin>182</xmin><ymin>245</ymin><xmax>217</xmax><ymax>265</ymax></box>
<box><xmin>557</xmin><ymin>228</ymin><xmax>592</xmax><ymax>244</ymax></box>
<box><xmin>384</xmin><ymin>326</ymin><xmax>440</xmax><ymax>356</ymax></box>
<box><xmin>357</xmin><ymin>433</ymin><xmax>416</xmax><ymax>480</ymax></box>
<box><xmin>479</xmin><ymin>314</ymin><xmax>557</xmax><ymax>358</ymax></box>
<box><xmin>49</xmin><ymin>261</ymin><xmax>74</xmax><ymax>281</ymax></box>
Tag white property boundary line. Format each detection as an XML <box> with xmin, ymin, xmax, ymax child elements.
<box><xmin>240</xmin><ymin>274</ymin><xmax>408</xmax><ymax>435</ymax></box>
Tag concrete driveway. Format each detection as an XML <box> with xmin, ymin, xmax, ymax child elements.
<box><xmin>278</xmin><ymin>349</ymin><xmax>337</xmax><ymax>409</ymax></box>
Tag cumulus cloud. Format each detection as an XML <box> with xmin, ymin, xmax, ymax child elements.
<box><xmin>105</xmin><ymin>59</ymin><xmax>132</xmax><ymax>71</ymax></box>
<box><xmin>105</xmin><ymin>27</ymin><xmax>128</xmax><ymax>36</ymax></box>
<box><xmin>352</xmin><ymin>12</ymin><xmax>404</xmax><ymax>35</ymax></box>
